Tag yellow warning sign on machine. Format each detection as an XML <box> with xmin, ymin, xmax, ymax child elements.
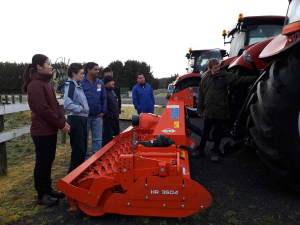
<box><xmin>174</xmin><ymin>121</ymin><xmax>179</xmax><ymax>128</ymax></box>
<box><xmin>181</xmin><ymin>150</ymin><xmax>185</xmax><ymax>158</ymax></box>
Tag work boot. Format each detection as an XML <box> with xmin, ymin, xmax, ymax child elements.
<box><xmin>211</xmin><ymin>153</ymin><xmax>220</xmax><ymax>163</ymax></box>
<box><xmin>210</xmin><ymin>148</ymin><xmax>220</xmax><ymax>163</ymax></box>
<box><xmin>38</xmin><ymin>194</ymin><xmax>59</xmax><ymax>207</ymax></box>
<box><xmin>191</xmin><ymin>147</ymin><xmax>205</xmax><ymax>158</ymax></box>
<box><xmin>47</xmin><ymin>189</ymin><xmax>65</xmax><ymax>199</ymax></box>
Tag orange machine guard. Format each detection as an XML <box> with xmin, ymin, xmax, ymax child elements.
<box><xmin>56</xmin><ymin>87</ymin><xmax>212</xmax><ymax>218</ymax></box>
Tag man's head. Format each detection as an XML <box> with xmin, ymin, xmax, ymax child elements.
<box><xmin>137</xmin><ymin>73</ymin><xmax>145</xmax><ymax>85</ymax></box>
<box><xmin>104</xmin><ymin>75</ymin><xmax>115</xmax><ymax>88</ymax></box>
<box><xmin>103</xmin><ymin>67</ymin><xmax>113</xmax><ymax>77</ymax></box>
<box><xmin>208</xmin><ymin>58</ymin><xmax>220</xmax><ymax>75</ymax></box>
<box><xmin>85</xmin><ymin>62</ymin><xmax>99</xmax><ymax>78</ymax></box>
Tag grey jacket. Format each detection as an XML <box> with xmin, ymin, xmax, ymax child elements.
<box><xmin>64</xmin><ymin>79</ymin><xmax>89</xmax><ymax>117</ymax></box>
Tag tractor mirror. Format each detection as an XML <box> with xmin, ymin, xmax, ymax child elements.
<box><xmin>243</xmin><ymin>50</ymin><xmax>253</xmax><ymax>64</ymax></box>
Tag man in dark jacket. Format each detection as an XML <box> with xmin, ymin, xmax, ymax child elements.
<box><xmin>104</xmin><ymin>67</ymin><xmax>121</xmax><ymax>114</ymax></box>
<box><xmin>102</xmin><ymin>76</ymin><xmax>120</xmax><ymax>147</ymax></box>
<box><xmin>192</xmin><ymin>58</ymin><xmax>257</xmax><ymax>162</ymax></box>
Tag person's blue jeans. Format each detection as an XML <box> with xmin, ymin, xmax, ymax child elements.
<box><xmin>85</xmin><ymin>117</ymin><xmax>103</xmax><ymax>160</ymax></box>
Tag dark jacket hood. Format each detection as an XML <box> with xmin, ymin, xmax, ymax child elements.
<box><xmin>31</xmin><ymin>72</ymin><xmax>53</xmax><ymax>82</ymax></box>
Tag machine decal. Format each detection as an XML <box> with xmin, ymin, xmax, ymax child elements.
<box><xmin>162</xmin><ymin>128</ymin><xmax>176</xmax><ymax>134</ymax></box>
<box><xmin>151</xmin><ymin>190</ymin><xmax>179</xmax><ymax>195</ymax></box>
<box><xmin>167</xmin><ymin>105</ymin><xmax>179</xmax><ymax>108</ymax></box>
<box><xmin>181</xmin><ymin>150</ymin><xmax>185</xmax><ymax>158</ymax></box>
<box><xmin>171</xmin><ymin>107</ymin><xmax>179</xmax><ymax>119</ymax></box>
<box><xmin>174</xmin><ymin>121</ymin><xmax>179</xmax><ymax>128</ymax></box>
<box><xmin>182</xmin><ymin>166</ymin><xmax>189</xmax><ymax>175</ymax></box>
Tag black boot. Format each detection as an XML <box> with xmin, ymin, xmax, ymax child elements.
<box><xmin>210</xmin><ymin>148</ymin><xmax>220</xmax><ymax>163</ymax></box>
<box><xmin>191</xmin><ymin>147</ymin><xmax>205</xmax><ymax>158</ymax></box>
<box><xmin>47</xmin><ymin>189</ymin><xmax>65</xmax><ymax>199</ymax></box>
<box><xmin>38</xmin><ymin>194</ymin><xmax>59</xmax><ymax>207</ymax></box>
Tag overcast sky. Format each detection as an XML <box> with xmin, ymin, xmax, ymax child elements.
<box><xmin>0</xmin><ymin>0</ymin><xmax>288</xmax><ymax>78</ymax></box>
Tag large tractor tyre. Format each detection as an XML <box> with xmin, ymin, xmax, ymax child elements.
<box><xmin>176</xmin><ymin>77</ymin><xmax>201</xmax><ymax>117</ymax></box>
<box><xmin>249</xmin><ymin>48</ymin><xmax>300</xmax><ymax>188</ymax></box>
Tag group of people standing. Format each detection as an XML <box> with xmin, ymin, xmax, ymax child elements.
<box><xmin>22</xmin><ymin>53</ymin><xmax>255</xmax><ymax>208</ymax></box>
<box><xmin>23</xmin><ymin>54</ymin><xmax>156</xmax><ymax>207</ymax></box>
<box><xmin>64</xmin><ymin>62</ymin><xmax>121</xmax><ymax>173</ymax></box>
<box><xmin>23</xmin><ymin>54</ymin><xmax>121</xmax><ymax>207</ymax></box>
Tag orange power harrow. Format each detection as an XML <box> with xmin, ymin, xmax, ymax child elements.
<box><xmin>56</xmin><ymin>88</ymin><xmax>212</xmax><ymax>218</ymax></box>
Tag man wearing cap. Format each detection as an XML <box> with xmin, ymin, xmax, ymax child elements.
<box><xmin>104</xmin><ymin>67</ymin><xmax>121</xmax><ymax>114</ymax></box>
<box><xmin>102</xmin><ymin>76</ymin><xmax>120</xmax><ymax>147</ymax></box>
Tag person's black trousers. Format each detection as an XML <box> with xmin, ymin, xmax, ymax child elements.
<box><xmin>102</xmin><ymin>116</ymin><xmax>120</xmax><ymax>147</ymax></box>
<box><xmin>199</xmin><ymin>118</ymin><xmax>224</xmax><ymax>152</ymax></box>
<box><xmin>67</xmin><ymin>115</ymin><xmax>87</xmax><ymax>174</ymax></box>
<box><xmin>31</xmin><ymin>134</ymin><xmax>57</xmax><ymax>199</ymax></box>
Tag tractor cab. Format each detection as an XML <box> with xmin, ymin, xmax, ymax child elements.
<box><xmin>185</xmin><ymin>48</ymin><xmax>227</xmax><ymax>74</ymax></box>
<box><xmin>223</xmin><ymin>14</ymin><xmax>285</xmax><ymax>57</ymax></box>
<box><xmin>283</xmin><ymin>0</ymin><xmax>300</xmax><ymax>33</ymax></box>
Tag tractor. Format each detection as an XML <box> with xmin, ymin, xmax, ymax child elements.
<box><xmin>224</xmin><ymin>0</ymin><xmax>300</xmax><ymax>189</ymax></box>
<box><xmin>172</xmin><ymin>14</ymin><xmax>285</xmax><ymax>117</ymax></box>
<box><xmin>221</xmin><ymin>14</ymin><xmax>285</xmax><ymax>124</ymax></box>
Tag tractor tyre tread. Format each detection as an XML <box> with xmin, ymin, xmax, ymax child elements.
<box><xmin>249</xmin><ymin>48</ymin><xmax>300</xmax><ymax>182</ymax></box>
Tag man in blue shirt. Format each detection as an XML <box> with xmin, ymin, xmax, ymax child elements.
<box><xmin>81</xmin><ymin>62</ymin><xmax>107</xmax><ymax>160</ymax></box>
<box><xmin>132</xmin><ymin>73</ymin><xmax>155</xmax><ymax>114</ymax></box>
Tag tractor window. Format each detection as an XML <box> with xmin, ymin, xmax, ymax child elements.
<box><xmin>248</xmin><ymin>25</ymin><xmax>283</xmax><ymax>45</ymax></box>
<box><xmin>168</xmin><ymin>85</ymin><xmax>174</xmax><ymax>92</ymax></box>
<box><xmin>229</xmin><ymin>31</ymin><xmax>246</xmax><ymax>57</ymax></box>
<box><xmin>285</xmin><ymin>0</ymin><xmax>300</xmax><ymax>25</ymax></box>
<box><xmin>194</xmin><ymin>49</ymin><xmax>222</xmax><ymax>73</ymax></box>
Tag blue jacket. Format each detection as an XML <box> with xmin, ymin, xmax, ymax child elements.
<box><xmin>132</xmin><ymin>83</ymin><xmax>155</xmax><ymax>114</ymax></box>
<box><xmin>64</xmin><ymin>79</ymin><xmax>89</xmax><ymax>117</ymax></box>
<box><xmin>80</xmin><ymin>76</ymin><xmax>107</xmax><ymax>118</ymax></box>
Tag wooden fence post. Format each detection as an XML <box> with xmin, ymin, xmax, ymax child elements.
<box><xmin>60</xmin><ymin>105</ymin><xmax>66</xmax><ymax>144</ymax></box>
<box><xmin>4</xmin><ymin>95</ymin><xmax>8</xmax><ymax>104</ymax></box>
<box><xmin>0</xmin><ymin>115</ymin><xmax>7</xmax><ymax>175</ymax></box>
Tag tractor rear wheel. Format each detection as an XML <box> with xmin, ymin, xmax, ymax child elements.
<box><xmin>176</xmin><ymin>77</ymin><xmax>201</xmax><ymax>117</ymax></box>
<box><xmin>249</xmin><ymin>48</ymin><xmax>300</xmax><ymax>188</ymax></box>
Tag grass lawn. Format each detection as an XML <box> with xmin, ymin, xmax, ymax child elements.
<box><xmin>154</xmin><ymin>92</ymin><xmax>167</xmax><ymax>97</ymax></box>
<box><xmin>0</xmin><ymin>112</ymin><xmax>71</xmax><ymax>225</ymax></box>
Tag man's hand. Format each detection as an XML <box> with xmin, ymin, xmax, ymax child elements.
<box><xmin>61</xmin><ymin>123</ymin><xmax>70</xmax><ymax>132</ymax></box>
<box><xmin>198</xmin><ymin>114</ymin><xmax>203</xmax><ymax>118</ymax></box>
<box><xmin>97</xmin><ymin>113</ymin><xmax>105</xmax><ymax>118</ymax></box>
